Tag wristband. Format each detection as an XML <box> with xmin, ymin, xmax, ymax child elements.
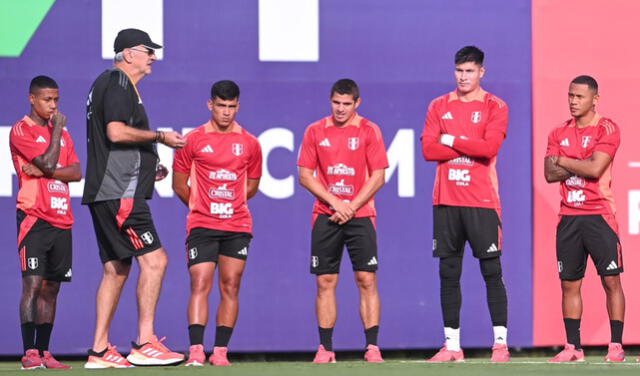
<box><xmin>440</xmin><ymin>134</ymin><xmax>455</xmax><ymax>147</ymax></box>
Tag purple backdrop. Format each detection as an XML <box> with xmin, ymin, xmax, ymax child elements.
<box><xmin>0</xmin><ymin>0</ymin><xmax>532</xmax><ymax>354</ymax></box>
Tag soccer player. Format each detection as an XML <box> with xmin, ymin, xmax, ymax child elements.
<box><xmin>298</xmin><ymin>79</ymin><xmax>389</xmax><ymax>363</ymax></box>
<box><xmin>421</xmin><ymin>46</ymin><xmax>510</xmax><ymax>362</ymax></box>
<box><xmin>10</xmin><ymin>76</ymin><xmax>81</xmax><ymax>370</ymax></box>
<box><xmin>173</xmin><ymin>80</ymin><xmax>262</xmax><ymax>367</ymax></box>
<box><xmin>82</xmin><ymin>28</ymin><xmax>186</xmax><ymax>368</ymax></box>
<box><xmin>544</xmin><ymin>75</ymin><xmax>625</xmax><ymax>362</ymax></box>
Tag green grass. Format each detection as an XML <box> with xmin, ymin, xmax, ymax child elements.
<box><xmin>1</xmin><ymin>358</ymin><xmax>639</xmax><ymax>376</ymax></box>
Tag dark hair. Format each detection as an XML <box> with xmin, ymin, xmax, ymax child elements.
<box><xmin>211</xmin><ymin>80</ymin><xmax>240</xmax><ymax>100</ymax></box>
<box><xmin>29</xmin><ymin>75</ymin><xmax>58</xmax><ymax>94</ymax></box>
<box><xmin>454</xmin><ymin>46</ymin><xmax>484</xmax><ymax>66</ymax></box>
<box><xmin>571</xmin><ymin>75</ymin><xmax>598</xmax><ymax>93</ymax></box>
<box><xmin>330</xmin><ymin>79</ymin><xmax>360</xmax><ymax>101</ymax></box>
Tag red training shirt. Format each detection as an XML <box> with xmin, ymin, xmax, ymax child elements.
<box><xmin>173</xmin><ymin>121</ymin><xmax>262</xmax><ymax>235</ymax></box>
<box><xmin>297</xmin><ymin>114</ymin><xmax>389</xmax><ymax>218</ymax></box>
<box><xmin>10</xmin><ymin>116</ymin><xmax>80</xmax><ymax>229</ymax></box>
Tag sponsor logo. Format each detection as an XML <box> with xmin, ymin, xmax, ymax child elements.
<box><xmin>441</xmin><ymin>112</ymin><xmax>454</xmax><ymax>120</ymax></box>
<box><xmin>367</xmin><ymin>256</ymin><xmax>378</xmax><ymax>266</ymax></box>
<box><xmin>328</xmin><ymin>179</ymin><xmax>354</xmax><ymax>196</ymax></box>
<box><xmin>567</xmin><ymin>190</ymin><xmax>586</xmax><ymax>206</ymax></box>
<box><xmin>208</xmin><ymin>184</ymin><xmax>235</xmax><ymax>200</ymax></box>
<box><xmin>209</xmin><ymin>169</ymin><xmax>238</xmax><ymax>181</ymax></box>
<box><xmin>486</xmin><ymin>243</ymin><xmax>499</xmax><ymax>253</ymax></box>
<box><xmin>201</xmin><ymin>144</ymin><xmax>214</xmax><ymax>153</ymax></box>
<box><xmin>447</xmin><ymin>156</ymin><xmax>474</xmax><ymax>167</ymax></box>
<box><xmin>140</xmin><ymin>231</ymin><xmax>154</xmax><ymax>245</ymax></box>
<box><xmin>606</xmin><ymin>260</ymin><xmax>618</xmax><ymax>271</ymax></box>
<box><xmin>448</xmin><ymin>168</ymin><xmax>470</xmax><ymax>186</ymax></box>
<box><xmin>237</xmin><ymin>247</ymin><xmax>248</xmax><ymax>256</ymax></box>
<box><xmin>211</xmin><ymin>202</ymin><xmax>234</xmax><ymax>218</ymax></box>
<box><xmin>232</xmin><ymin>143</ymin><xmax>244</xmax><ymax>156</ymax></box>
<box><xmin>560</xmin><ymin>138</ymin><xmax>570</xmax><ymax>147</ymax></box>
<box><xmin>47</xmin><ymin>181</ymin><xmax>68</xmax><ymax>194</ymax></box>
<box><xmin>328</xmin><ymin>163</ymin><xmax>355</xmax><ymax>176</ymax></box>
<box><xmin>319</xmin><ymin>138</ymin><xmax>331</xmax><ymax>147</ymax></box>
<box><xmin>565</xmin><ymin>175</ymin><xmax>586</xmax><ymax>188</ymax></box>
<box><xmin>582</xmin><ymin>136</ymin><xmax>592</xmax><ymax>148</ymax></box>
<box><xmin>558</xmin><ymin>261</ymin><xmax>563</xmax><ymax>273</ymax></box>
<box><xmin>28</xmin><ymin>257</ymin><xmax>38</xmax><ymax>270</ymax></box>
<box><xmin>347</xmin><ymin>137</ymin><xmax>359</xmax><ymax>150</ymax></box>
<box><xmin>471</xmin><ymin>111</ymin><xmax>482</xmax><ymax>124</ymax></box>
<box><xmin>188</xmin><ymin>247</ymin><xmax>198</xmax><ymax>260</ymax></box>
<box><xmin>50</xmin><ymin>197</ymin><xmax>68</xmax><ymax>211</ymax></box>
<box><xmin>65</xmin><ymin>269</ymin><xmax>72</xmax><ymax>278</ymax></box>
<box><xmin>36</xmin><ymin>135</ymin><xmax>46</xmax><ymax>143</ymax></box>
<box><xmin>311</xmin><ymin>256</ymin><xmax>319</xmax><ymax>268</ymax></box>
<box><xmin>60</xmin><ymin>138</ymin><xmax>65</xmax><ymax>147</ymax></box>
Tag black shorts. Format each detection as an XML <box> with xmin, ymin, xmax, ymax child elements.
<box><xmin>17</xmin><ymin>210</ymin><xmax>72</xmax><ymax>282</ymax></box>
<box><xmin>556</xmin><ymin>214</ymin><xmax>623</xmax><ymax>280</ymax></box>
<box><xmin>186</xmin><ymin>227</ymin><xmax>251</xmax><ymax>268</ymax></box>
<box><xmin>88</xmin><ymin>198</ymin><xmax>162</xmax><ymax>264</ymax></box>
<box><xmin>310</xmin><ymin>214</ymin><xmax>378</xmax><ymax>275</ymax></box>
<box><xmin>432</xmin><ymin>205</ymin><xmax>502</xmax><ymax>259</ymax></box>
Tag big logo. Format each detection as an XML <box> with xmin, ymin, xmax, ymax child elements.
<box><xmin>232</xmin><ymin>143</ymin><xmax>244</xmax><ymax>156</ymax></box>
<box><xmin>347</xmin><ymin>137</ymin><xmax>359</xmax><ymax>150</ymax></box>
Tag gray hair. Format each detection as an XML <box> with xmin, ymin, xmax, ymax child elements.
<box><xmin>114</xmin><ymin>51</ymin><xmax>125</xmax><ymax>63</ymax></box>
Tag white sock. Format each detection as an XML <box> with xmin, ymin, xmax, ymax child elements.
<box><xmin>444</xmin><ymin>327</ymin><xmax>460</xmax><ymax>351</ymax></box>
<box><xmin>493</xmin><ymin>326</ymin><xmax>507</xmax><ymax>345</ymax></box>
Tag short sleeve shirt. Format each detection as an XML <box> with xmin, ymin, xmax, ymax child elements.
<box><xmin>173</xmin><ymin>121</ymin><xmax>262</xmax><ymax>235</ymax></box>
<box><xmin>297</xmin><ymin>114</ymin><xmax>389</xmax><ymax>218</ymax></box>
<box><xmin>10</xmin><ymin>116</ymin><xmax>80</xmax><ymax>229</ymax></box>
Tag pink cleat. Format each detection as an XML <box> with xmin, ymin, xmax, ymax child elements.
<box><xmin>427</xmin><ymin>346</ymin><xmax>465</xmax><ymax>362</ymax></box>
<box><xmin>364</xmin><ymin>344</ymin><xmax>384</xmax><ymax>363</ymax></box>
<box><xmin>185</xmin><ymin>344</ymin><xmax>205</xmax><ymax>367</ymax></box>
<box><xmin>21</xmin><ymin>349</ymin><xmax>43</xmax><ymax>370</ymax></box>
<box><xmin>605</xmin><ymin>343</ymin><xmax>625</xmax><ymax>362</ymax></box>
<box><xmin>549</xmin><ymin>344</ymin><xmax>585</xmax><ymax>362</ymax></box>
<box><xmin>209</xmin><ymin>346</ymin><xmax>231</xmax><ymax>366</ymax></box>
<box><xmin>41</xmin><ymin>351</ymin><xmax>72</xmax><ymax>369</ymax></box>
<box><xmin>490</xmin><ymin>343</ymin><xmax>510</xmax><ymax>362</ymax></box>
<box><xmin>312</xmin><ymin>345</ymin><xmax>336</xmax><ymax>363</ymax></box>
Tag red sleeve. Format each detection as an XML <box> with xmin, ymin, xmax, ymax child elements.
<box><xmin>421</xmin><ymin>101</ymin><xmax>462</xmax><ymax>161</ymax></box>
<box><xmin>63</xmin><ymin>131</ymin><xmax>80</xmax><ymax>165</ymax></box>
<box><xmin>365</xmin><ymin>123</ymin><xmax>389</xmax><ymax>171</ymax></box>
<box><xmin>451</xmin><ymin>98</ymin><xmax>508</xmax><ymax>158</ymax></box>
<box><xmin>297</xmin><ymin>124</ymin><xmax>318</xmax><ymax>170</ymax></box>
<box><xmin>593</xmin><ymin>120</ymin><xmax>620</xmax><ymax>158</ymax></box>
<box><xmin>172</xmin><ymin>134</ymin><xmax>193</xmax><ymax>174</ymax></box>
<box><xmin>247</xmin><ymin>136</ymin><xmax>263</xmax><ymax>179</ymax></box>
<box><xmin>545</xmin><ymin>128</ymin><xmax>561</xmax><ymax>158</ymax></box>
<box><xmin>10</xmin><ymin>122</ymin><xmax>46</xmax><ymax>162</ymax></box>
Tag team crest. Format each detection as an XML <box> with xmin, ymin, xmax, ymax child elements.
<box><xmin>581</xmin><ymin>136</ymin><xmax>591</xmax><ymax>148</ymax></box>
<box><xmin>471</xmin><ymin>111</ymin><xmax>482</xmax><ymax>124</ymax></box>
<box><xmin>188</xmin><ymin>247</ymin><xmax>198</xmax><ymax>260</ymax></box>
<box><xmin>232</xmin><ymin>143</ymin><xmax>244</xmax><ymax>156</ymax></box>
<box><xmin>347</xmin><ymin>137</ymin><xmax>359</xmax><ymax>150</ymax></box>
<box><xmin>27</xmin><ymin>257</ymin><xmax>38</xmax><ymax>270</ymax></box>
<box><xmin>140</xmin><ymin>231</ymin><xmax>154</xmax><ymax>245</ymax></box>
<box><xmin>311</xmin><ymin>256</ymin><xmax>319</xmax><ymax>268</ymax></box>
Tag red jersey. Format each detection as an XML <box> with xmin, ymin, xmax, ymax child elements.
<box><xmin>545</xmin><ymin>115</ymin><xmax>619</xmax><ymax>217</ymax></box>
<box><xmin>297</xmin><ymin>114</ymin><xmax>389</xmax><ymax>218</ymax></box>
<box><xmin>421</xmin><ymin>90</ymin><xmax>508</xmax><ymax>210</ymax></box>
<box><xmin>173</xmin><ymin>121</ymin><xmax>262</xmax><ymax>235</ymax></box>
<box><xmin>10</xmin><ymin>116</ymin><xmax>80</xmax><ymax>229</ymax></box>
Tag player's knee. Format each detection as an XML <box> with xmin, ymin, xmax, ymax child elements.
<box><xmin>40</xmin><ymin>281</ymin><xmax>61</xmax><ymax>299</ymax></box>
<box><xmin>601</xmin><ymin>275</ymin><xmax>623</xmax><ymax>293</ymax></box>
<box><xmin>480</xmin><ymin>257</ymin><xmax>503</xmax><ymax>281</ymax></box>
<box><xmin>354</xmin><ymin>272</ymin><xmax>377</xmax><ymax>291</ymax></box>
<box><xmin>190</xmin><ymin>275</ymin><xmax>213</xmax><ymax>295</ymax></box>
<box><xmin>439</xmin><ymin>257</ymin><xmax>462</xmax><ymax>282</ymax></box>
<box><xmin>21</xmin><ymin>276</ymin><xmax>43</xmax><ymax>296</ymax></box>
<box><xmin>220</xmin><ymin>279</ymin><xmax>241</xmax><ymax>298</ymax></box>
<box><xmin>139</xmin><ymin>249</ymin><xmax>168</xmax><ymax>273</ymax></box>
<box><xmin>316</xmin><ymin>274</ymin><xmax>338</xmax><ymax>292</ymax></box>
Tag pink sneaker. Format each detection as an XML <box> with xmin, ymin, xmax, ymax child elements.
<box><xmin>85</xmin><ymin>343</ymin><xmax>134</xmax><ymax>369</ymax></box>
<box><xmin>21</xmin><ymin>349</ymin><xmax>43</xmax><ymax>370</ymax></box>
<box><xmin>490</xmin><ymin>343</ymin><xmax>510</xmax><ymax>362</ymax></box>
<box><xmin>312</xmin><ymin>345</ymin><xmax>336</xmax><ymax>363</ymax></box>
<box><xmin>549</xmin><ymin>344</ymin><xmax>585</xmax><ymax>362</ymax></box>
<box><xmin>427</xmin><ymin>346</ymin><xmax>465</xmax><ymax>362</ymax></box>
<box><xmin>364</xmin><ymin>344</ymin><xmax>384</xmax><ymax>363</ymax></box>
<box><xmin>605</xmin><ymin>342</ymin><xmax>625</xmax><ymax>362</ymax></box>
<box><xmin>41</xmin><ymin>351</ymin><xmax>71</xmax><ymax>369</ymax></box>
<box><xmin>127</xmin><ymin>335</ymin><xmax>185</xmax><ymax>366</ymax></box>
<box><xmin>209</xmin><ymin>346</ymin><xmax>231</xmax><ymax>366</ymax></box>
<box><xmin>185</xmin><ymin>344</ymin><xmax>205</xmax><ymax>367</ymax></box>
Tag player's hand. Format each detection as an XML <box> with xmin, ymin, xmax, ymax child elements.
<box><xmin>51</xmin><ymin>112</ymin><xmax>67</xmax><ymax>129</ymax></box>
<box><xmin>155</xmin><ymin>164</ymin><xmax>169</xmax><ymax>181</ymax></box>
<box><xmin>161</xmin><ymin>131</ymin><xmax>186</xmax><ymax>149</ymax></box>
<box><xmin>22</xmin><ymin>163</ymin><xmax>44</xmax><ymax>177</ymax></box>
<box><xmin>329</xmin><ymin>200</ymin><xmax>355</xmax><ymax>224</ymax></box>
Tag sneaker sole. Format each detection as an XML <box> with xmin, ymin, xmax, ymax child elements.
<box><xmin>127</xmin><ymin>354</ymin><xmax>184</xmax><ymax>366</ymax></box>
<box><xmin>84</xmin><ymin>361</ymin><xmax>133</xmax><ymax>369</ymax></box>
<box><xmin>185</xmin><ymin>361</ymin><xmax>204</xmax><ymax>367</ymax></box>
<box><xmin>20</xmin><ymin>365</ymin><xmax>44</xmax><ymax>370</ymax></box>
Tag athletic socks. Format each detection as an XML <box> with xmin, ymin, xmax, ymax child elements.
<box><xmin>189</xmin><ymin>324</ymin><xmax>205</xmax><ymax>346</ymax></box>
<box><xmin>364</xmin><ymin>325</ymin><xmax>379</xmax><ymax>346</ymax></box>
<box><xmin>21</xmin><ymin>322</ymin><xmax>36</xmax><ymax>353</ymax></box>
<box><xmin>493</xmin><ymin>326</ymin><xmax>507</xmax><ymax>345</ymax></box>
<box><xmin>215</xmin><ymin>326</ymin><xmax>234</xmax><ymax>347</ymax></box>
<box><xmin>444</xmin><ymin>327</ymin><xmax>461</xmax><ymax>351</ymax></box>
<box><xmin>610</xmin><ymin>320</ymin><xmax>623</xmax><ymax>344</ymax></box>
<box><xmin>319</xmin><ymin>327</ymin><xmax>334</xmax><ymax>351</ymax></box>
<box><xmin>35</xmin><ymin>323</ymin><xmax>53</xmax><ymax>355</ymax></box>
<box><xmin>563</xmin><ymin>318</ymin><xmax>581</xmax><ymax>349</ymax></box>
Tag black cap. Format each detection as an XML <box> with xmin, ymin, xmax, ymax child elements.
<box><xmin>113</xmin><ymin>28</ymin><xmax>162</xmax><ymax>53</ymax></box>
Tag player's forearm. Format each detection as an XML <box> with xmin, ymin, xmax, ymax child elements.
<box><xmin>557</xmin><ymin>156</ymin><xmax>603</xmax><ymax>179</ymax></box>
<box><xmin>451</xmin><ymin>137</ymin><xmax>502</xmax><ymax>159</ymax></box>
<box><xmin>349</xmin><ymin>170</ymin><xmax>385</xmax><ymax>211</ymax></box>
<box><xmin>107</xmin><ymin>122</ymin><xmax>162</xmax><ymax>145</ymax></box>
<box><xmin>247</xmin><ymin>179</ymin><xmax>260</xmax><ymax>199</ymax></box>
<box><xmin>299</xmin><ymin>172</ymin><xmax>341</xmax><ymax>208</ymax></box>
<box><xmin>422</xmin><ymin>140</ymin><xmax>462</xmax><ymax>161</ymax></box>
<box><xmin>32</xmin><ymin>126</ymin><xmax>63</xmax><ymax>177</ymax></box>
<box><xmin>52</xmin><ymin>164</ymin><xmax>82</xmax><ymax>182</ymax></box>
<box><xmin>544</xmin><ymin>156</ymin><xmax>571</xmax><ymax>183</ymax></box>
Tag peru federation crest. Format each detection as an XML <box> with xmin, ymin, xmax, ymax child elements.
<box><xmin>471</xmin><ymin>111</ymin><xmax>482</xmax><ymax>124</ymax></box>
<box><xmin>232</xmin><ymin>143</ymin><xmax>244</xmax><ymax>156</ymax></box>
<box><xmin>347</xmin><ymin>137</ymin><xmax>359</xmax><ymax>150</ymax></box>
<box><xmin>27</xmin><ymin>257</ymin><xmax>38</xmax><ymax>270</ymax></box>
